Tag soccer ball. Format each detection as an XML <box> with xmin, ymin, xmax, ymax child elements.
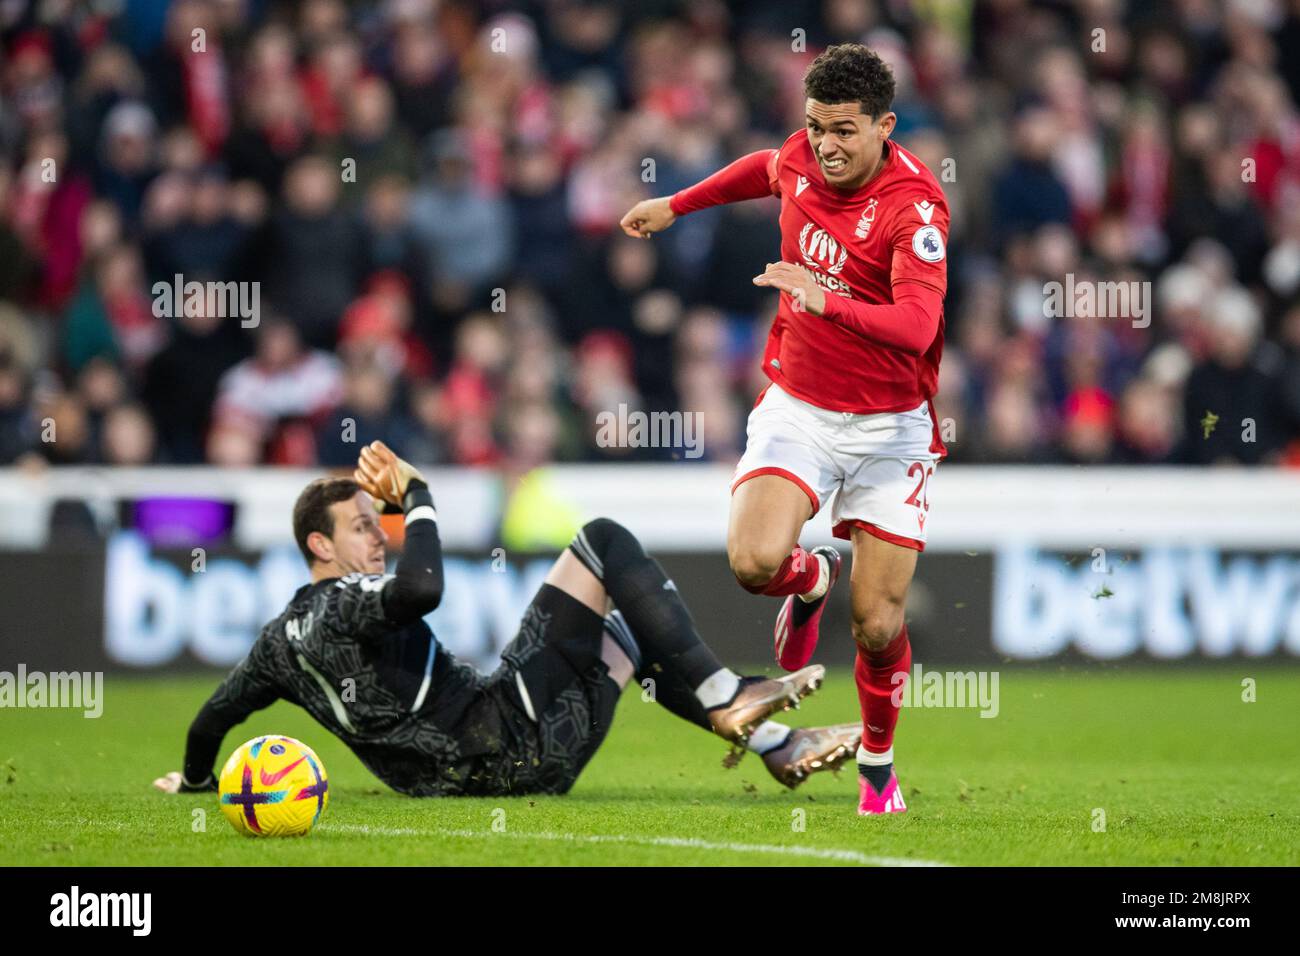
<box><xmin>218</xmin><ymin>735</ymin><xmax>329</xmax><ymax>837</ymax></box>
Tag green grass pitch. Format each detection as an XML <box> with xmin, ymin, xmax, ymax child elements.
<box><xmin>2</xmin><ymin>666</ymin><xmax>1297</xmax><ymax>866</ymax></box>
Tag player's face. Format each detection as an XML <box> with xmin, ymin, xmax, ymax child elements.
<box><xmin>805</xmin><ymin>99</ymin><xmax>895</xmax><ymax>190</ymax></box>
<box><xmin>328</xmin><ymin>492</ymin><xmax>389</xmax><ymax>575</ymax></box>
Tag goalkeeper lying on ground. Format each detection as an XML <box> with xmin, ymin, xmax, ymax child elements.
<box><xmin>154</xmin><ymin>442</ymin><xmax>860</xmax><ymax>797</ymax></box>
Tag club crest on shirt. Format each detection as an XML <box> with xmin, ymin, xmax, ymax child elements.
<box><xmin>854</xmin><ymin>198</ymin><xmax>879</xmax><ymax>239</ymax></box>
<box><xmin>911</xmin><ymin>224</ymin><xmax>945</xmax><ymax>262</ymax></box>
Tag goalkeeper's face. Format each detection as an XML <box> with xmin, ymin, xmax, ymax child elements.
<box><xmin>325</xmin><ymin>492</ymin><xmax>389</xmax><ymax>576</ymax></box>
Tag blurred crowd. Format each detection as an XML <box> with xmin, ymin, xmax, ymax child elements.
<box><xmin>1</xmin><ymin>0</ymin><xmax>1299</xmax><ymax>472</ymax></box>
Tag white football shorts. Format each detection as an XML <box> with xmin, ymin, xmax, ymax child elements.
<box><xmin>731</xmin><ymin>383</ymin><xmax>944</xmax><ymax>550</ymax></box>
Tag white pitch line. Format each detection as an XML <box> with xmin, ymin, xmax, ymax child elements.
<box><xmin>320</xmin><ymin>823</ymin><xmax>950</xmax><ymax>867</ymax></box>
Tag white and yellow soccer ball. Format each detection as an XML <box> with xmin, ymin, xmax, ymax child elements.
<box><xmin>218</xmin><ymin>735</ymin><xmax>329</xmax><ymax>837</ymax></box>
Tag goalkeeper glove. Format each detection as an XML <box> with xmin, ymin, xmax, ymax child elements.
<box><xmin>354</xmin><ymin>441</ymin><xmax>432</xmax><ymax>515</ymax></box>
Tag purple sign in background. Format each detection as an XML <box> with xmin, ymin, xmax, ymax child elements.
<box><xmin>131</xmin><ymin>498</ymin><xmax>235</xmax><ymax>547</ymax></box>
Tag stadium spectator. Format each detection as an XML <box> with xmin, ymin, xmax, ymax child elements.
<box><xmin>224</xmin><ymin>28</ymin><xmax>312</xmax><ymax>193</ymax></box>
<box><xmin>211</xmin><ymin>318</ymin><xmax>343</xmax><ymax>465</ymax></box>
<box><xmin>328</xmin><ymin>76</ymin><xmax>420</xmax><ymax>196</ymax></box>
<box><xmin>259</xmin><ymin>154</ymin><xmax>366</xmax><ymax>348</ymax></box>
<box><xmin>141</xmin><ymin>162</ymin><xmax>255</xmax><ymax>285</ymax></box>
<box><xmin>359</xmin><ymin>175</ymin><xmax>428</xmax><ymax>296</ymax></box>
<box><xmin>63</xmin><ymin>243</ymin><xmax>163</xmax><ymax>374</ymax></box>
<box><xmin>12</xmin><ymin>130</ymin><xmax>92</xmax><ymax>310</ymax></box>
<box><xmin>441</xmin><ymin>311</ymin><xmax>507</xmax><ymax>465</ymax></box>
<box><xmin>93</xmin><ymin>101</ymin><xmax>161</xmax><ymax>228</ymax></box>
<box><xmin>315</xmin><ymin>361</ymin><xmax>411</xmax><ymax>467</ymax></box>
<box><xmin>992</xmin><ymin>106</ymin><xmax>1073</xmax><ymax>247</ymax></box>
<box><xmin>0</xmin><ymin>356</ymin><xmax>35</xmax><ymax>464</ymax></box>
<box><xmin>141</xmin><ymin>291</ymin><xmax>248</xmax><ymax>464</ymax></box>
<box><xmin>0</xmin><ymin>0</ymin><xmax>1296</xmax><ymax>470</ymax></box>
<box><xmin>101</xmin><ymin>401</ymin><xmax>157</xmax><ymax>465</ymax></box>
<box><xmin>409</xmin><ymin>128</ymin><xmax>514</xmax><ymax>314</ymax></box>
<box><xmin>35</xmin><ymin>390</ymin><xmax>92</xmax><ymax>465</ymax></box>
<box><xmin>1180</xmin><ymin>287</ymin><xmax>1286</xmax><ymax>464</ymax></box>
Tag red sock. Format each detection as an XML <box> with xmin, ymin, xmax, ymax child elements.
<box><xmin>854</xmin><ymin>625</ymin><xmax>912</xmax><ymax>755</ymax></box>
<box><xmin>738</xmin><ymin>546</ymin><xmax>821</xmax><ymax>596</ymax></box>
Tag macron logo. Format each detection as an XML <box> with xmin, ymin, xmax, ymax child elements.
<box><xmin>50</xmin><ymin>886</ymin><xmax>152</xmax><ymax>936</ymax></box>
<box><xmin>913</xmin><ymin>200</ymin><xmax>936</xmax><ymax>224</ymax></box>
<box><xmin>796</xmin><ymin>175</ymin><xmax>810</xmax><ymax>196</ymax></box>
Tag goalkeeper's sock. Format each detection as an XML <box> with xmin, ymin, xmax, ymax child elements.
<box><xmin>694</xmin><ymin>668</ymin><xmax>741</xmax><ymax>709</ymax></box>
<box><xmin>570</xmin><ymin>519</ymin><xmax>728</xmax><ymax>692</ymax></box>
<box><xmin>634</xmin><ymin>658</ymin><xmax>712</xmax><ymax>731</ymax></box>
<box><xmin>628</xmin><ymin>633</ymin><xmax>747</xmax><ymax>725</ymax></box>
<box><xmin>854</xmin><ymin>624</ymin><xmax>911</xmax><ymax>757</ymax></box>
<box><xmin>737</xmin><ymin>546</ymin><xmax>822</xmax><ymax>597</ymax></box>
<box><xmin>613</xmin><ymin>609</ymin><xmax>734</xmax><ymax>733</ymax></box>
<box><xmin>746</xmin><ymin>721</ymin><xmax>792</xmax><ymax>755</ymax></box>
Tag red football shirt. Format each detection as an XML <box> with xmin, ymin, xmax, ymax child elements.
<box><xmin>671</xmin><ymin>130</ymin><xmax>949</xmax><ymax>421</ymax></box>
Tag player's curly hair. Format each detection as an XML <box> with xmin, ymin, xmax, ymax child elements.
<box><xmin>803</xmin><ymin>43</ymin><xmax>895</xmax><ymax>119</ymax></box>
<box><xmin>294</xmin><ymin>476</ymin><xmax>361</xmax><ymax>565</ymax></box>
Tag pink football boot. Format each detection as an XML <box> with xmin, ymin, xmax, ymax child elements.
<box><xmin>857</xmin><ymin>768</ymin><xmax>908</xmax><ymax>815</ymax></box>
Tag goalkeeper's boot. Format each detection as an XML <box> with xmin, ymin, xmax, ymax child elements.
<box><xmin>857</xmin><ymin>766</ymin><xmax>907</xmax><ymax>815</ymax></box>
<box><xmin>774</xmin><ymin>546</ymin><xmax>842</xmax><ymax>671</ymax></box>
<box><xmin>707</xmin><ymin>665</ymin><xmax>825</xmax><ymax>746</ymax></box>
<box><xmin>761</xmin><ymin>723</ymin><xmax>863</xmax><ymax>789</ymax></box>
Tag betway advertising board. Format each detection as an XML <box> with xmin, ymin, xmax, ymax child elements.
<box><xmin>1</xmin><ymin>536</ymin><xmax>1296</xmax><ymax>674</ymax></box>
<box><xmin>0</xmin><ymin>466</ymin><xmax>1296</xmax><ymax>671</ymax></box>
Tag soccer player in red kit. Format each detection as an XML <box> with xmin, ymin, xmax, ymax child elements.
<box><xmin>619</xmin><ymin>44</ymin><xmax>947</xmax><ymax>815</ymax></box>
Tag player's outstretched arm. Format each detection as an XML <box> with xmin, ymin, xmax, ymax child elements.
<box><xmin>154</xmin><ymin>651</ymin><xmax>279</xmax><ymax>794</ymax></box>
<box><xmin>354</xmin><ymin>440</ymin><xmax>444</xmax><ymax>624</ymax></box>
<box><xmin>619</xmin><ymin>149</ymin><xmax>777</xmax><ymax>238</ymax></box>
<box><xmin>619</xmin><ymin>196</ymin><xmax>676</xmax><ymax>238</ymax></box>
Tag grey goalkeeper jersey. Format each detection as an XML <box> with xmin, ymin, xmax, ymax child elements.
<box><xmin>186</xmin><ymin>572</ymin><xmax>515</xmax><ymax>796</ymax></box>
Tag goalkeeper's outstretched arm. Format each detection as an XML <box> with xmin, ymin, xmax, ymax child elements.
<box><xmin>354</xmin><ymin>440</ymin><xmax>444</xmax><ymax>625</ymax></box>
<box><xmin>377</xmin><ymin>476</ymin><xmax>444</xmax><ymax>625</ymax></box>
<box><xmin>153</xmin><ymin>651</ymin><xmax>279</xmax><ymax>794</ymax></box>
